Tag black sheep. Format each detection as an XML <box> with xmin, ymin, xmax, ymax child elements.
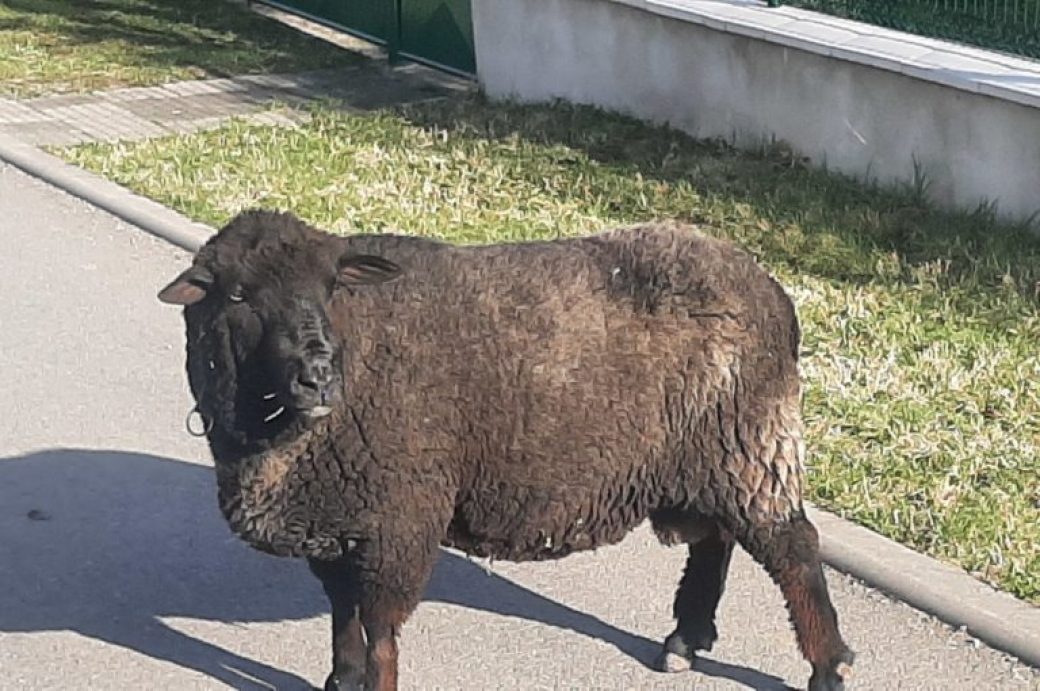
<box><xmin>158</xmin><ymin>209</ymin><xmax>854</xmax><ymax>691</ymax></box>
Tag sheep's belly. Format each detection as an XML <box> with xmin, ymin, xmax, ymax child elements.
<box><xmin>443</xmin><ymin>498</ymin><xmax>642</xmax><ymax>563</ymax></box>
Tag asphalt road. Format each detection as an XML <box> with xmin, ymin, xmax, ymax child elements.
<box><xmin>0</xmin><ymin>161</ymin><xmax>1037</xmax><ymax>690</ymax></box>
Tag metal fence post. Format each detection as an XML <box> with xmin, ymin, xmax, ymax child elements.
<box><xmin>387</xmin><ymin>0</ymin><xmax>403</xmax><ymax>67</ymax></box>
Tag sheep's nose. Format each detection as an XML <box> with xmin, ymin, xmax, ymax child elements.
<box><xmin>297</xmin><ymin>360</ymin><xmax>333</xmax><ymax>391</ymax></box>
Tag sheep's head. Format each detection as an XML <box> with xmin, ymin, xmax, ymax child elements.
<box><xmin>157</xmin><ymin>210</ymin><xmax>401</xmax><ymax>449</ymax></box>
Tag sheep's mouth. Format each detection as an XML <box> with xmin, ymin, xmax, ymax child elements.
<box><xmin>258</xmin><ymin>400</ymin><xmax>331</xmax><ymax>424</ymax></box>
<box><xmin>262</xmin><ymin>390</ymin><xmax>335</xmax><ymax>423</ymax></box>
<box><xmin>301</xmin><ymin>405</ymin><xmax>333</xmax><ymax>419</ymax></box>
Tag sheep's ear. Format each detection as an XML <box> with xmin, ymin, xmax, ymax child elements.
<box><xmin>158</xmin><ymin>266</ymin><xmax>214</xmax><ymax>305</ymax></box>
<box><xmin>337</xmin><ymin>254</ymin><xmax>402</xmax><ymax>286</ymax></box>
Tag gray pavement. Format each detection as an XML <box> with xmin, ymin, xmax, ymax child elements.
<box><xmin>1</xmin><ymin>160</ymin><xmax>1038</xmax><ymax>690</ymax></box>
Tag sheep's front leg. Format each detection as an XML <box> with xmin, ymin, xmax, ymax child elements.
<box><xmin>309</xmin><ymin>557</ymin><xmax>367</xmax><ymax>691</ymax></box>
<box><xmin>657</xmin><ymin>522</ymin><xmax>735</xmax><ymax>672</ymax></box>
<box><xmin>357</xmin><ymin>528</ymin><xmax>444</xmax><ymax>691</ymax></box>
<box><xmin>359</xmin><ymin>614</ymin><xmax>400</xmax><ymax>691</ymax></box>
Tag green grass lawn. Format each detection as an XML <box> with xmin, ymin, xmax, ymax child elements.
<box><xmin>55</xmin><ymin>97</ymin><xmax>1040</xmax><ymax>604</ymax></box>
<box><xmin>0</xmin><ymin>0</ymin><xmax>365</xmax><ymax>98</ymax></box>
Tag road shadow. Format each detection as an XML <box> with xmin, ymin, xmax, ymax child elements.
<box><xmin>0</xmin><ymin>448</ymin><xmax>788</xmax><ymax>690</ymax></box>
<box><xmin>0</xmin><ymin>448</ymin><xmax>325</xmax><ymax>690</ymax></box>
<box><xmin>424</xmin><ymin>557</ymin><xmax>792</xmax><ymax>690</ymax></box>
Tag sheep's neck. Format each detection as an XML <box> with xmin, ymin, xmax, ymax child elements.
<box><xmin>210</xmin><ymin>415</ymin><xmax>346</xmax><ymax>560</ymax></box>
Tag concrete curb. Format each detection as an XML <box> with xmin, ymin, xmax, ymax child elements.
<box><xmin>0</xmin><ymin>133</ymin><xmax>211</xmax><ymax>254</ymax></box>
<box><xmin>1</xmin><ymin>132</ymin><xmax>1037</xmax><ymax>670</ymax></box>
<box><xmin>809</xmin><ymin>505</ymin><xmax>1040</xmax><ymax>668</ymax></box>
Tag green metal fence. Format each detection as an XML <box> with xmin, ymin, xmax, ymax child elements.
<box><xmin>260</xmin><ymin>0</ymin><xmax>475</xmax><ymax>75</ymax></box>
<box><xmin>772</xmin><ymin>1</ymin><xmax>1040</xmax><ymax>60</ymax></box>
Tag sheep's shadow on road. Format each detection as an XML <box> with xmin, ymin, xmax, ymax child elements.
<box><xmin>424</xmin><ymin>556</ymin><xmax>793</xmax><ymax>690</ymax></box>
<box><xmin>0</xmin><ymin>448</ymin><xmax>789</xmax><ymax>691</ymax></box>
<box><xmin>0</xmin><ymin>448</ymin><xmax>322</xmax><ymax>690</ymax></box>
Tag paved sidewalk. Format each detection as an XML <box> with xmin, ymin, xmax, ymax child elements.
<box><xmin>0</xmin><ymin>63</ymin><xmax>470</xmax><ymax>146</ymax></box>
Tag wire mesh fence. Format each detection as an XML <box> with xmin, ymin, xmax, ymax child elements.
<box><xmin>773</xmin><ymin>1</ymin><xmax>1040</xmax><ymax>60</ymax></box>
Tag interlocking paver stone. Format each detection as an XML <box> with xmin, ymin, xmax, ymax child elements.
<box><xmin>0</xmin><ymin>100</ymin><xmax>46</xmax><ymax>125</ymax></box>
<box><xmin>0</xmin><ymin>121</ymin><xmax>91</xmax><ymax>146</ymax></box>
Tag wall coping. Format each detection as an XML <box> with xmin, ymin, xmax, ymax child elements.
<box><xmin>609</xmin><ymin>0</ymin><xmax>1040</xmax><ymax>110</ymax></box>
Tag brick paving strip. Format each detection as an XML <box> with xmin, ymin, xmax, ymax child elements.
<box><xmin>0</xmin><ymin>62</ymin><xmax>472</xmax><ymax>147</ymax></box>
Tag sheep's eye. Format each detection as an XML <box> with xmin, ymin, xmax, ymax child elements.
<box><xmin>228</xmin><ymin>286</ymin><xmax>245</xmax><ymax>303</ymax></box>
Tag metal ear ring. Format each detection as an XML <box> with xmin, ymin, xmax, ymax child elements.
<box><xmin>186</xmin><ymin>406</ymin><xmax>214</xmax><ymax>437</ymax></box>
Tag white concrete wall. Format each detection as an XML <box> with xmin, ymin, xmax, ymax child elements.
<box><xmin>472</xmin><ymin>0</ymin><xmax>1040</xmax><ymax>225</ymax></box>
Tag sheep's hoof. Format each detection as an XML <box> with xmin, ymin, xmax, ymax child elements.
<box><xmin>324</xmin><ymin>672</ymin><xmax>365</xmax><ymax>691</ymax></box>
<box><xmin>655</xmin><ymin>650</ymin><xmax>693</xmax><ymax>673</ymax></box>
<box><xmin>655</xmin><ymin>625</ymin><xmax>714</xmax><ymax>673</ymax></box>
<box><xmin>808</xmin><ymin>651</ymin><xmax>854</xmax><ymax>691</ymax></box>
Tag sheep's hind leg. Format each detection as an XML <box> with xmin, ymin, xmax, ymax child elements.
<box><xmin>741</xmin><ymin>511</ymin><xmax>854</xmax><ymax>691</ymax></box>
<box><xmin>308</xmin><ymin>557</ymin><xmax>367</xmax><ymax>691</ymax></box>
<box><xmin>652</xmin><ymin>513</ymin><xmax>734</xmax><ymax>673</ymax></box>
